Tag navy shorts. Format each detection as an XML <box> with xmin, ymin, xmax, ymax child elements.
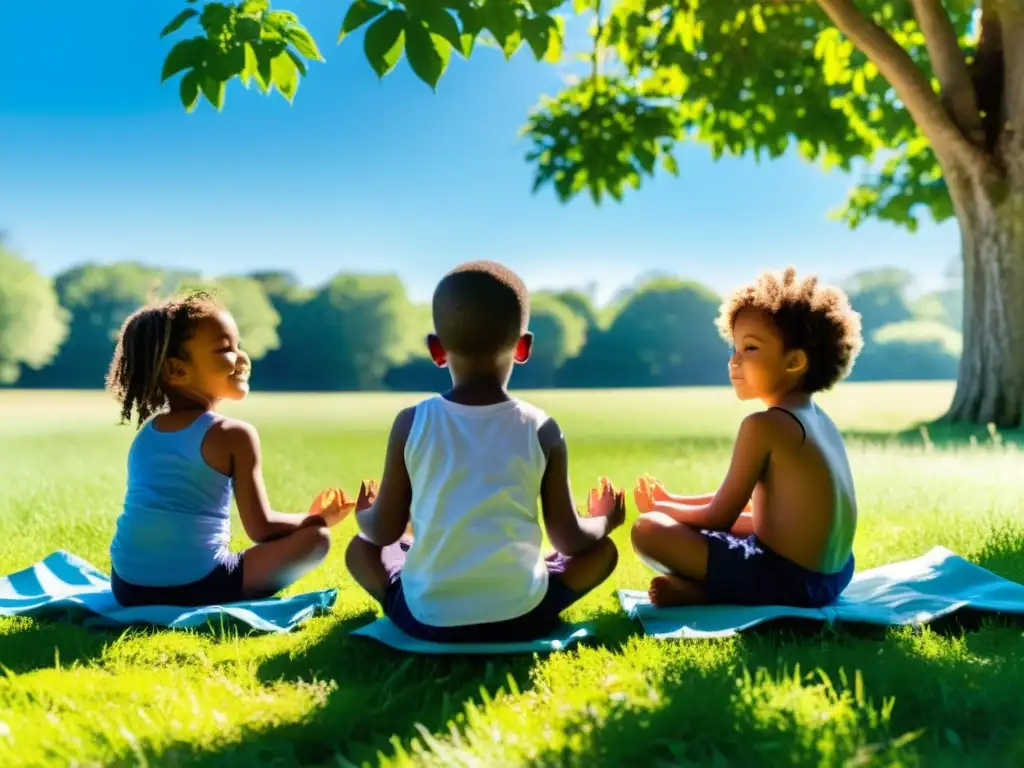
<box><xmin>110</xmin><ymin>552</ymin><xmax>246</xmax><ymax>608</ymax></box>
<box><xmin>381</xmin><ymin>538</ymin><xmax>586</xmax><ymax>643</ymax></box>
<box><xmin>702</xmin><ymin>531</ymin><xmax>854</xmax><ymax>608</ymax></box>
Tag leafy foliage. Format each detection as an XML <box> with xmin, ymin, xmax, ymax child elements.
<box><xmin>160</xmin><ymin>0</ymin><xmax>987</xmax><ymax>229</ymax></box>
<box><xmin>163</xmin><ymin>0</ymin><xmax>564</xmax><ymax>97</ymax></box>
<box><xmin>0</xmin><ymin>248</ymin><xmax>68</xmax><ymax>384</ymax></box>
<box><xmin>161</xmin><ymin>0</ymin><xmax>325</xmax><ymax>112</ymax></box>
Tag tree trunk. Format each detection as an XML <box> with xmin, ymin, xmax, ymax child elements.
<box><xmin>945</xmin><ymin>144</ymin><xmax>1024</xmax><ymax>428</ymax></box>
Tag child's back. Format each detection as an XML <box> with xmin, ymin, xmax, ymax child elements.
<box><xmin>346</xmin><ymin>260</ymin><xmax>623</xmax><ymax>643</ymax></box>
<box><xmin>111</xmin><ymin>410</ymin><xmax>232</xmax><ymax>586</ymax></box>
<box><xmin>401</xmin><ymin>395</ymin><xmax>551</xmax><ymax>625</ymax></box>
<box><xmin>752</xmin><ymin>402</ymin><xmax>856</xmax><ymax>576</ymax></box>
<box><xmin>105</xmin><ymin>292</ymin><xmax>341</xmax><ymax>609</ymax></box>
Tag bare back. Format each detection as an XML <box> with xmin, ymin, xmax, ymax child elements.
<box><xmin>751</xmin><ymin>403</ymin><xmax>857</xmax><ymax>574</ymax></box>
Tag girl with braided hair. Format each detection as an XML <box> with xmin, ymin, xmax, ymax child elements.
<box><xmin>105</xmin><ymin>291</ymin><xmax>354</xmax><ymax>607</ymax></box>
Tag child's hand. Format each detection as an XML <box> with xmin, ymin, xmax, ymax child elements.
<box><xmin>588</xmin><ymin>477</ymin><xmax>626</xmax><ymax>531</ymax></box>
<box><xmin>309</xmin><ymin>487</ymin><xmax>356</xmax><ymax>527</ymax></box>
<box><xmin>356</xmin><ymin>480</ymin><xmax>378</xmax><ymax>512</ymax></box>
<box><xmin>634</xmin><ymin>474</ymin><xmax>670</xmax><ymax>513</ymax></box>
<box><xmin>634</xmin><ymin>475</ymin><xmax>657</xmax><ymax>513</ymax></box>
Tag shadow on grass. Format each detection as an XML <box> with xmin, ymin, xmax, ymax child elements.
<box><xmin>0</xmin><ymin>617</ymin><xmax>114</xmax><ymax>674</ymax></box>
<box><xmin>141</xmin><ymin>607</ymin><xmax>561</xmax><ymax>766</ymax></box>
<box><xmin>520</xmin><ymin>619</ymin><xmax>1024</xmax><ymax>766</ymax></box>
<box><xmin>844</xmin><ymin>419</ymin><xmax>1024</xmax><ymax>450</ymax></box>
<box><xmin>111</xmin><ymin>529</ymin><xmax>1024</xmax><ymax>766</ymax></box>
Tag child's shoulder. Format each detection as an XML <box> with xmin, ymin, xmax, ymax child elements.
<box><xmin>205</xmin><ymin>415</ymin><xmax>260</xmax><ymax>450</ymax></box>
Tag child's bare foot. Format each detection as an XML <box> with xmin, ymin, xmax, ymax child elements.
<box><xmin>648</xmin><ymin>574</ymin><xmax>706</xmax><ymax>606</ymax></box>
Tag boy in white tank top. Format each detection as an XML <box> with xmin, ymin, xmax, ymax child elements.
<box><xmin>631</xmin><ymin>268</ymin><xmax>864</xmax><ymax>608</ymax></box>
<box><xmin>345</xmin><ymin>261</ymin><xmax>625</xmax><ymax>642</ymax></box>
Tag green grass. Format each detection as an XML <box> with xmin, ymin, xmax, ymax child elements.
<box><xmin>1</xmin><ymin>382</ymin><xmax>1023</xmax><ymax>767</ymax></box>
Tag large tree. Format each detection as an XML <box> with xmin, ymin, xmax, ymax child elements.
<box><xmin>0</xmin><ymin>246</ymin><xmax>68</xmax><ymax>384</ymax></box>
<box><xmin>159</xmin><ymin>0</ymin><xmax>1024</xmax><ymax>426</ymax></box>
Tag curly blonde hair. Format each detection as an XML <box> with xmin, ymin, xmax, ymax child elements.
<box><xmin>716</xmin><ymin>267</ymin><xmax>864</xmax><ymax>393</ymax></box>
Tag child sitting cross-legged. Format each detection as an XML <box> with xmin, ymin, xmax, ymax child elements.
<box><xmin>105</xmin><ymin>291</ymin><xmax>353</xmax><ymax>608</ymax></box>
<box><xmin>345</xmin><ymin>260</ymin><xmax>624</xmax><ymax>643</ymax></box>
<box><xmin>631</xmin><ymin>267</ymin><xmax>864</xmax><ymax>609</ymax></box>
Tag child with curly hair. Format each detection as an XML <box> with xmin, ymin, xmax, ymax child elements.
<box><xmin>105</xmin><ymin>291</ymin><xmax>353</xmax><ymax>608</ymax></box>
<box><xmin>632</xmin><ymin>267</ymin><xmax>864</xmax><ymax>608</ymax></box>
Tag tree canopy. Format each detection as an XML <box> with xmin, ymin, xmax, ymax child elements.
<box><xmin>0</xmin><ymin>247</ymin><xmax>68</xmax><ymax>384</ymax></box>
<box><xmin>157</xmin><ymin>0</ymin><xmax>983</xmax><ymax>231</ymax></box>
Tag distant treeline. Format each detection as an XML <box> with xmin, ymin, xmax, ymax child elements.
<box><xmin>0</xmin><ymin>252</ymin><xmax>965</xmax><ymax>392</ymax></box>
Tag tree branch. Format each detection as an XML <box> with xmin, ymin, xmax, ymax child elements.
<box><xmin>816</xmin><ymin>0</ymin><xmax>993</xmax><ymax>178</ymax></box>
<box><xmin>909</xmin><ymin>0</ymin><xmax>984</xmax><ymax>145</ymax></box>
<box><xmin>1002</xmin><ymin>12</ymin><xmax>1024</xmax><ymax>127</ymax></box>
<box><xmin>971</xmin><ymin>3</ymin><xmax>1004</xmax><ymax>152</ymax></box>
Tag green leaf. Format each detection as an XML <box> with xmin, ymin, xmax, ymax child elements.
<box><xmin>364</xmin><ymin>10</ymin><xmax>407</xmax><ymax>78</ymax></box>
<box><xmin>160</xmin><ymin>8</ymin><xmax>198</xmax><ymax>38</ymax></box>
<box><xmin>241</xmin><ymin>42</ymin><xmax>258</xmax><ymax>87</ymax></box>
<box><xmin>339</xmin><ymin>0</ymin><xmax>389</xmax><ymax>43</ymax></box>
<box><xmin>241</xmin><ymin>0</ymin><xmax>269</xmax><ymax>13</ymax></box>
<box><xmin>200</xmin><ymin>74</ymin><xmax>226</xmax><ymax>110</ymax></box>
<box><xmin>751</xmin><ymin>6</ymin><xmax>767</xmax><ymax>34</ymax></box>
<box><xmin>287</xmin><ymin>49</ymin><xmax>308</xmax><ymax>77</ymax></box>
<box><xmin>271</xmin><ymin>51</ymin><xmax>300</xmax><ymax>102</ymax></box>
<box><xmin>206</xmin><ymin>43</ymin><xmax>246</xmax><ymax>81</ymax></box>
<box><xmin>253</xmin><ymin>40</ymin><xmax>278</xmax><ymax>92</ymax></box>
<box><xmin>521</xmin><ymin>15</ymin><xmax>561</xmax><ymax>63</ymax></box>
<box><xmin>662</xmin><ymin>152</ymin><xmax>679</xmax><ymax>175</ymax></box>
<box><xmin>457</xmin><ymin>7</ymin><xmax>483</xmax><ymax>57</ymax></box>
<box><xmin>161</xmin><ymin>37</ymin><xmax>206</xmax><ymax>82</ymax></box>
<box><xmin>418</xmin><ymin>8</ymin><xmax>462</xmax><ymax>56</ymax></box>
<box><xmin>502</xmin><ymin>31</ymin><xmax>522</xmax><ymax>59</ymax></box>
<box><xmin>179</xmin><ymin>69</ymin><xmax>201</xmax><ymax>111</ymax></box>
<box><xmin>483</xmin><ymin>2</ymin><xmax>517</xmax><ymax>50</ymax></box>
<box><xmin>404</xmin><ymin>18</ymin><xmax>451</xmax><ymax>89</ymax></box>
<box><xmin>285</xmin><ymin>25</ymin><xmax>324</xmax><ymax>61</ymax></box>
<box><xmin>235</xmin><ymin>17</ymin><xmax>261</xmax><ymax>43</ymax></box>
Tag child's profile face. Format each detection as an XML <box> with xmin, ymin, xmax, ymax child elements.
<box><xmin>174</xmin><ymin>311</ymin><xmax>251</xmax><ymax>402</ymax></box>
<box><xmin>728</xmin><ymin>309</ymin><xmax>790</xmax><ymax>401</ymax></box>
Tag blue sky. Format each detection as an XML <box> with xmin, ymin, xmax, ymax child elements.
<box><xmin>0</xmin><ymin>1</ymin><xmax>959</xmax><ymax>304</ymax></box>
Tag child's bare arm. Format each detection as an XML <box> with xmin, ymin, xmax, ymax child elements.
<box><xmin>355</xmin><ymin>407</ymin><xmax>414</xmax><ymax>547</ymax></box>
<box><xmin>654</xmin><ymin>414</ymin><xmax>772</xmax><ymax>531</ymax></box>
<box><xmin>225</xmin><ymin>421</ymin><xmax>327</xmax><ymax>543</ymax></box>
<box><xmin>660</xmin><ymin>491</ymin><xmax>716</xmax><ymax>505</ymax></box>
<box><xmin>539</xmin><ymin>418</ymin><xmax>625</xmax><ymax>556</ymax></box>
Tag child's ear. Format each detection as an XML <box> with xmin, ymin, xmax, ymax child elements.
<box><xmin>162</xmin><ymin>357</ymin><xmax>190</xmax><ymax>387</ymax></box>
<box><xmin>426</xmin><ymin>334</ymin><xmax>447</xmax><ymax>368</ymax></box>
<box><xmin>785</xmin><ymin>349</ymin><xmax>808</xmax><ymax>376</ymax></box>
<box><xmin>514</xmin><ymin>333</ymin><xmax>534</xmax><ymax>364</ymax></box>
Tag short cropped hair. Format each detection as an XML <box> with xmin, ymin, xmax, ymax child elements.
<box><xmin>716</xmin><ymin>267</ymin><xmax>863</xmax><ymax>393</ymax></box>
<box><xmin>432</xmin><ymin>261</ymin><xmax>530</xmax><ymax>357</ymax></box>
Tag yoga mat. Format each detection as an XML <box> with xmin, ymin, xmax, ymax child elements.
<box><xmin>0</xmin><ymin>550</ymin><xmax>336</xmax><ymax>634</ymax></box>
<box><xmin>619</xmin><ymin>546</ymin><xmax>1024</xmax><ymax>639</ymax></box>
<box><xmin>351</xmin><ymin>617</ymin><xmax>593</xmax><ymax>655</ymax></box>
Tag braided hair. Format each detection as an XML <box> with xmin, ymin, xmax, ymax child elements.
<box><xmin>105</xmin><ymin>291</ymin><xmax>219</xmax><ymax>428</ymax></box>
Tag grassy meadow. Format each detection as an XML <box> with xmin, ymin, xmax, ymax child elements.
<box><xmin>1</xmin><ymin>382</ymin><xmax>1023</xmax><ymax>767</ymax></box>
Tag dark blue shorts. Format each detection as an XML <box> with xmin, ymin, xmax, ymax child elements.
<box><xmin>702</xmin><ymin>531</ymin><xmax>854</xmax><ymax>608</ymax></box>
<box><xmin>381</xmin><ymin>538</ymin><xmax>585</xmax><ymax>643</ymax></box>
<box><xmin>110</xmin><ymin>552</ymin><xmax>246</xmax><ymax>608</ymax></box>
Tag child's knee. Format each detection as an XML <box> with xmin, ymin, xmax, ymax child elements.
<box><xmin>344</xmin><ymin>533</ymin><xmax>375</xmax><ymax>573</ymax></box>
<box><xmin>597</xmin><ymin>537</ymin><xmax>619</xmax><ymax>579</ymax></box>
<box><xmin>302</xmin><ymin>525</ymin><xmax>331</xmax><ymax>560</ymax></box>
<box><xmin>631</xmin><ymin>513</ymin><xmax>663</xmax><ymax>553</ymax></box>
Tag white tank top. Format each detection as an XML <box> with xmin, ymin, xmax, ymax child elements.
<box><xmin>401</xmin><ymin>395</ymin><xmax>550</xmax><ymax>627</ymax></box>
